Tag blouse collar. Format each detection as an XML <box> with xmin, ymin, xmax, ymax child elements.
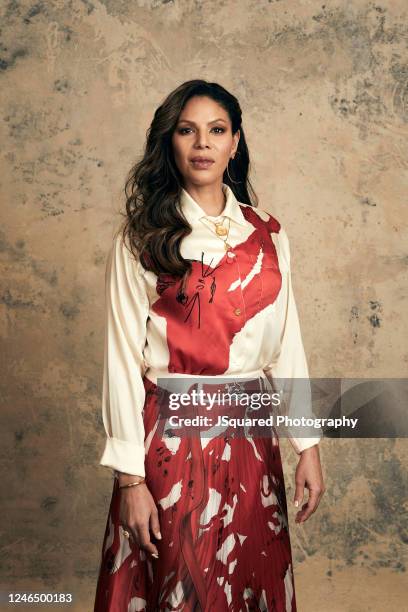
<box><xmin>179</xmin><ymin>183</ymin><xmax>247</xmax><ymax>227</ymax></box>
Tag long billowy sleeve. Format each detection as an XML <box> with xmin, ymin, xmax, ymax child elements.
<box><xmin>263</xmin><ymin>227</ymin><xmax>322</xmax><ymax>454</ymax></box>
<box><xmin>99</xmin><ymin>231</ymin><xmax>149</xmax><ymax>477</ymax></box>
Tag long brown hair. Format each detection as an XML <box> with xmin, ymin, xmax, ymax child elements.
<box><xmin>121</xmin><ymin>79</ymin><xmax>258</xmax><ymax>278</ymax></box>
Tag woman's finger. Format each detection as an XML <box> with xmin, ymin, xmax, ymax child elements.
<box><xmin>136</xmin><ymin>523</ymin><xmax>159</xmax><ymax>558</ymax></box>
<box><xmin>120</xmin><ymin>524</ymin><xmax>137</xmax><ymax>545</ymax></box>
<box><xmin>293</xmin><ymin>475</ymin><xmax>305</xmax><ymax>508</ymax></box>
<box><xmin>295</xmin><ymin>486</ymin><xmax>323</xmax><ymax>523</ymax></box>
<box><xmin>149</xmin><ymin>507</ymin><xmax>162</xmax><ymax>541</ymax></box>
<box><xmin>126</xmin><ymin>524</ymin><xmax>141</xmax><ymax>546</ymax></box>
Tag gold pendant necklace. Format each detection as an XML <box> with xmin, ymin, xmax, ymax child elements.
<box><xmin>201</xmin><ymin>217</ymin><xmax>232</xmax><ymax>251</ymax></box>
<box><xmin>215</xmin><ymin>223</ymin><xmax>228</xmax><ymax>236</ymax></box>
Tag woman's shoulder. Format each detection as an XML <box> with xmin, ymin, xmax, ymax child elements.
<box><xmin>238</xmin><ymin>202</ymin><xmax>284</xmax><ymax>234</ymax></box>
<box><xmin>109</xmin><ymin>227</ymin><xmax>146</xmax><ymax>278</ymax></box>
<box><xmin>111</xmin><ymin>227</ymin><xmax>140</xmax><ymax>258</ymax></box>
<box><xmin>110</xmin><ymin>227</ymin><xmax>131</xmax><ymax>262</ymax></box>
<box><xmin>239</xmin><ymin>202</ymin><xmax>291</xmax><ymax>266</ymax></box>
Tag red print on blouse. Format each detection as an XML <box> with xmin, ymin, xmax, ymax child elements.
<box><xmin>152</xmin><ymin>207</ymin><xmax>282</xmax><ymax>375</ymax></box>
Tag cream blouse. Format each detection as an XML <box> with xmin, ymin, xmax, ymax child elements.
<box><xmin>99</xmin><ymin>183</ymin><xmax>321</xmax><ymax>477</ymax></box>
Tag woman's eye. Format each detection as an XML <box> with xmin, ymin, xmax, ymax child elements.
<box><xmin>177</xmin><ymin>126</ymin><xmax>225</xmax><ymax>135</ymax></box>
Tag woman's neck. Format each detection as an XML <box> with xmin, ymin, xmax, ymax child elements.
<box><xmin>182</xmin><ymin>182</ymin><xmax>226</xmax><ymax>217</ymax></box>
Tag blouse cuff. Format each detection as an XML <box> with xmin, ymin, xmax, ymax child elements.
<box><xmin>288</xmin><ymin>436</ymin><xmax>322</xmax><ymax>454</ymax></box>
<box><xmin>100</xmin><ymin>436</ymin><xmax>146</xmax><ymax>478</ymax></box>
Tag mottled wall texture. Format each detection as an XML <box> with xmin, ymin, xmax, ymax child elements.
<box><xmin>1</xmin><ymin>0</ymin><xmax>407</xmax><ymax>610</ymax></box>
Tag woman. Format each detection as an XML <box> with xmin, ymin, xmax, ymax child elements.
<box><xmin>94</xmin><ymin>79</ymin><xmax>325</xmax><ymax>611</ymax></box>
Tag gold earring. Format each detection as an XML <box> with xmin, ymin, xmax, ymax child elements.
<box><xmin>226</xmin><ymin>157</ymin><xmax>240</xmax><ymax>184</ymax></box>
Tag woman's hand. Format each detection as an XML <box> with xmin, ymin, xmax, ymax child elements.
<box><xmin>118</xmin><ymin>474</ymin><xmax>162</xmax><ymax>559</ymax></box>
<box><xmin>293</xmin><ymin>444</ymin><xmax>325</xmax><ymax>523</ymax></box>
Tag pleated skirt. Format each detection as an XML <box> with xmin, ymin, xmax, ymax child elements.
<box><xmin>94</xmin><ymin>376</ymin><xmax>297</xmax><ymax>611</ymax></box>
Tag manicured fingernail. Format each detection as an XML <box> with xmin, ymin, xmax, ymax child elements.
<box><xmin>151</xmin><ymin>553</ymin><xmax>159</xmax><ymax>559</ymax></box>
<box><xmin>156</xmin><ymin>531</ymin><xmax>162</xmax><ymax>540</ymax></box>
<box><xmin>294</xmin><ymin>500</ymin><xmax>299</xmax><ymax>507</ymax></box>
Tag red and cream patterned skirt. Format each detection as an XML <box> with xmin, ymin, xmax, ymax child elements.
<box><xmin>94</xmin><ymin>375</ymin><xmax>297</xmax><ymax>611</ymax></box>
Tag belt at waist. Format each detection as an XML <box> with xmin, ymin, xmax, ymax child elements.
<box><xmin>145</xmin><ymin>366</ymin><xmax>267</xmax><ymax>384</ymax></box>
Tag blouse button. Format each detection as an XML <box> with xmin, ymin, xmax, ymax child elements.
<box><xmin>234</xmin><ymin>308</ymin><xmax>242</xmax><ymax>316</ymax></box>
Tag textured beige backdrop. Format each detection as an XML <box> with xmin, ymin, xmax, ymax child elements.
<box><xmin>1</xmin><ymin>0</ymin><xmax>407</xmax><ymax>610</ymax></box>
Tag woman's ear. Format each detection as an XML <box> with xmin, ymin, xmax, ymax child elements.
<box><xmin>232</xmin><ymin>129</ymin><xmax>240</xmax><ymax>157</ymax></box>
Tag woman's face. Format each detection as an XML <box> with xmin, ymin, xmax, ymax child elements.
<box><xmin>171</xmin><ymin>95</ymin><xmax>240</xmax><ymax>188</ymax></box>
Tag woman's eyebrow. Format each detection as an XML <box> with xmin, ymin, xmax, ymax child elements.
<box><xmin>177</xmin><ymin>118</ymin><xmax>228</xmax><ymax>125</ymax></box>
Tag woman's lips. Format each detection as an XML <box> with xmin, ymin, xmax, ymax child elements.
<box><xmin>191</xmin><ymin>160</ymin><xmax>215</xmax><ymax>169</ymax></box>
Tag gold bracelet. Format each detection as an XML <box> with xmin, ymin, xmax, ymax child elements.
<box><xmin>119</xmin><ymin>478</ymin><xmax>146</xmax><ymax>489</ymax></box>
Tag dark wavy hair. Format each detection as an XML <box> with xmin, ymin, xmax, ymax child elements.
<box><xmin>120</xmin><ymin>79</ymin><xmax>258</xmax><ymax>278</ymax></box>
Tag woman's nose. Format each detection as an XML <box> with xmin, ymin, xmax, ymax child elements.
<box><xmin>194</xmin><ymin>131</ymin><xmax>210</xmax><ymax>147</ymax></box>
